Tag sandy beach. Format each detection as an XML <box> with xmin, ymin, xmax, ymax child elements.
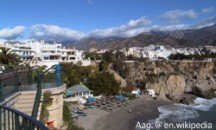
<box><xmin>77</xmin><ymin>95</ymin><xmax>171</xmax><ymax>130</ymax></box>
<box><xmin>77</xmin><ymin>108</ymin><xmax>109</xmax><ymax>130</ymax></box>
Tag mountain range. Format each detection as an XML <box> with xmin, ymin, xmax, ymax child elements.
<box><xmin>68</xmin><ymin>24</ymin><xmax>216</xmax><ymax>50</ymax></box>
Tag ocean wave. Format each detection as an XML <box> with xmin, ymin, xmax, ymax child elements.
<box><xmin>152</xmin><ymin>97</ymin><xmax>216</xmax><ymax>123</ymax></box>
<box><xmin>155</xmin><ymin>104</ymin><xmax>199</xmax><ymax>122</ymax></box>
<box><xmin>193</xmin><ymin>97</ymin><xmax>216</xmax><ymax>111</ymax></box>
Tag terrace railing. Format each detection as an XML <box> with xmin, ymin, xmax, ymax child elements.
<box><xmin>0</xmin><ymin>65</ymin><xmax>62</xmax><ymax>129</ymax></box>
<box><xmin>0</xmin><ymin>68</ymin><xmax>33</xmax><ymax>101</ymax></box>
<box><xmin>0</xmin><ymin>104</ymin><xmax>48</xmax><ymax>130</ymax></box>
<box><xmin>31</xmin><ymin>73</ymin><xmax>43</xmax><ymax>119</ymax></box>
<box><xmin>0</xmin><ymin>66</ymin><xmax>62</xmax><ymax>103</ymax></box>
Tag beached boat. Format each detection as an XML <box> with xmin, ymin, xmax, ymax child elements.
<box><xmin>71</xmin><ymin>113</ymin><xmax>79</xmax><ymax>118</ymax></box>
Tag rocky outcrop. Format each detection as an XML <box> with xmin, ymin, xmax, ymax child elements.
<box><xmin>123</xmin><ymin>61</ymin><xmax>216</xmax><ymax>104</ymax></box>
<box><xmin>146</xmin><ymin>74</ymin><xmax>186</xmax><ymax>100</ymax></box>
<box><xmin>165</xmin><ymin>75</ymin><xmax>185</xmax><ymax>94</ymax></box>
<box><xmin>107</xmin><ymin>69</ymin><xmax>127</xmax><ymax>88</ymax></box>
<box><xmin>192</xmin><ymin>84</ymin><xmax>216</xmax><ymax>99</ymax></box>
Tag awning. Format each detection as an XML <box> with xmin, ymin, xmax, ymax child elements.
<box><xmin>65</xmin><ymin>91</ymin><xmax>76</xmax><ymax>97</ymax></box>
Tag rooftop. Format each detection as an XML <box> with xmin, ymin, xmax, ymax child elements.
<box><xmin>66</xmin><ymin>84</ymin><xmax>90</xmax><ymax>93</ymax></box>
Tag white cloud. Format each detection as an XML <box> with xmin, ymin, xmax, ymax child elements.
<box><xmin>151</xmin><ymin>16</ymin><xmax>216</xmax><ymax>31</ymax></box>
<box><xmin>126</xmin><ymin>17</ymin><xmax>151</xmax><ymax>28</ymax></box>
<box><xmin>30</xmin><ymin>24</ymin><xmax>85</xmax><ymax>41</ymax></box>
<box><xmin>153</xmin><ymin>24</ymin><xmax>189</xmax><ymax>31</ymax></box>
<box><xmin>28</xmin><ymin>16</ymin><xmax>216</xmax><ymax>41</ymax></box>
<box><xmin>88</xmin><ymin>17</ymin><xmax>151</xmax><ymax>38</ymax></box>
<box><xmin>161</xmin><ymin>9</ymin><xmax>198</xmax><ymax>23</ymax></box>
<box><xmin>0</xmin><ymin>26</ymin><xmax>25</xmax><ymax>40</ymax></box>
<box><xmin>89</xmin><ymin>27</ymin><xmax>149</xmax><ymax>38</ymax></box>
<box><xmin>190</xmin><ymin>16</ymin><xmax>216</xmax><ymax>28</ymax></box>
<box><xmin>202</xmin><ymin>7</ymin><xmax>214</xmax><ymax>13</ymax></box>
<box><xmin>30</xmin><ymin>19</ymin><xmax>150</xmax><ymax>40</ymax></box>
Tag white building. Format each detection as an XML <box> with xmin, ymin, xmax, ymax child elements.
<box><xmin>122</xmin><ymin>45</ymin><xmax>173</xmax><ymax>60</ymax></box>
<box><xmin>10</xmin><ymin>44</ymin><xmax>36</xmax><ymax>61</ymax></box>
<box><xmin>1</xmin><ymin>42</ymin><xmax>36</xmax><ymax>61</ymax></box>
<box><xmin>0</xmin><ymin>40</ymin><xmax>91</xmax><ymax>68</ymax></box>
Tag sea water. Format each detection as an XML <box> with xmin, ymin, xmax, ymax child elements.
<box><xmin>151</xmin><ymin>97</ymin><xmax>216</xmax><ymax>130</ymax></box>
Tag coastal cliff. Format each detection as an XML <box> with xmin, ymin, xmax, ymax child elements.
<box><xmin>120</xmin><ymin>60</ymin><xmax>216</xmax><ymax>104</ymax></box>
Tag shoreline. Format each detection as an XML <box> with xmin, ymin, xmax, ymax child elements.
<box><xmin>78</xmin><ymin>95</ymin><xmax>172</xmax><ymax>130</ymax></box>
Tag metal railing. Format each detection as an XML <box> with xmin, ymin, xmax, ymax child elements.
<box><xmin>31</xmin><ymin>73</ymin><xmax>43</xmax><ymax>119</ymax></box>
<box><xmin>19</xmin><ymin>82</ymin><xmax>63</xmax><ymax>91</ymax></box>
<box><xmin>0</xmin><ymin>66</ymin><xmax>62</xmax><ymax>129</ymax></box>
<box><xmin>0</xmin><ymin>67</ymin><xmax>62</xmax><ymax>101</ymax></box>
<box><xmin>0</xmin><ymin>104</ymin><xmax>48</xmax><ymax>130</ymax></box>
<box><xmin>0</xmin><ymin>68</ymin><xmax>32</xmax><ymax>101</ymax></box>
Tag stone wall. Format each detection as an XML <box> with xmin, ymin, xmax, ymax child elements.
<box><xmin>44</xmin><ymin>84</ymin><xmax>66</xmax><ymax>128</ymax></box>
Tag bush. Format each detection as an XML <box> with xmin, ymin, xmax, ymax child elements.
<box><xmin>85</xmin><ymin>72</ymin><xmax>120</xmax><ymax>96</ymax></box>
<box><xmin>144</xmin><ymin>74</ymin><xmax>158</xmax><ymax>84</ymax></box>
<box><xmin>40</xmin><ymin>91</ymin><xmax>52</xmax><ymax>124</ymax></box>
<box><xmin>63</xmin><ymin>104</ymin><xmax>71</xmax><ymax>122</ymax></box>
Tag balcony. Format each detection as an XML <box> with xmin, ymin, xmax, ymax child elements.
<box><xmin>0</xmin><ymin>66</ymin><xmax>65</xmax><ymax>129</ymax></box>
<box><xmin>0</xmin><ymin>68</ymin><xmax>49</xmax><ymax>130</ymax></box>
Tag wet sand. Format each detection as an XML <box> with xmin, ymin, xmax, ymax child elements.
<box><xmin>79</xmin><ymin>95</ymin><xmax>171</xmax><ymax>130</ymax></box>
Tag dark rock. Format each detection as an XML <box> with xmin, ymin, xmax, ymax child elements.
<box><xmin>179</xmin><ymin>94</ymin><xmax>197</xmax><ymax>105</ymax></box>
<box><xmin>165</xmin><ymin>93</ymin><xmax>197</xmax><ymax>105</ymax></box>
<box><xmin>192</xmin><ymin>84</ymin><xmax>216</xmax><ymax>99</ymax></box>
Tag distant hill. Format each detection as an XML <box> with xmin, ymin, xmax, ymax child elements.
<box><xmin>165</xmin><ymin>24</ymin><xmax>216</xmax><ymax>46</ymax></box>
<box><xmin>68</xmin><ymin>24</ymin><xmax>216</xmax><ymax>50</ymax></box>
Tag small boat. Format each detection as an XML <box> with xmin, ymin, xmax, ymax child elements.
<box><xmin>78</xmin><ymin>113</ymin><xmax>87</xmax><ymax>116</ymax></box>
<box><xmin>71</xmin><ymin>113</ymin><xmax>79</xmax><ymax>118</ymax></box>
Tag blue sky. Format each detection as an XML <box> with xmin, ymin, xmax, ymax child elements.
<box><xmin>0</xmin><ymin>0</ymin><xmax>215</xmax><ymax>41</ymax></box>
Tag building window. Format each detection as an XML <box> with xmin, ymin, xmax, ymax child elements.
<box><xmin>44</xmin><ymin>57</ymin><xmax>49</xmax><ymax>60</ymax></box>
<box><xmin>70</xmin><ymin>57</ymin><xmax>75</xmax><ymax>60</ymax></box>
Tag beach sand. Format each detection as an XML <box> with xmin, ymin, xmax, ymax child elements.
<box><xmin>77</xmin><ymin>108</ymin><xmax>109</xmax><ymax>130</ymax></box>
<box><xmin>78</xmin><ymin>95</ymin><xmax>171</xmax><ymax>130</ymax></box>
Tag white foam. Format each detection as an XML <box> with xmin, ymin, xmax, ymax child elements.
<box><xmin>193</xmin><ymin>97</ymin><xmax>216</xmax><ymax>111</ymax></box>
<box><xmin>153</xmin><ymin>98</ymin><xmax>216</xmax><ymax>123</ymax></box>
<box><xmin>155</xmin><ymin>104</ymin><xmax>199</xmax><ymax>122</ymax></box>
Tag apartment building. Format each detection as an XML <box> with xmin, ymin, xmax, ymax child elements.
<box><xmin>1</xmin><ymin>40</ymin><xmax>91</xmax><ymax>68</ymax></box>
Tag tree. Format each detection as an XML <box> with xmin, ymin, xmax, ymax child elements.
<box><xmin>60</xmin><ymin>63</ymin><xmax>94</xmax><ymax>87</ymax></box>
<box><xmin>0</xmin><ymin>47</ymin><xmax>21</xmax><ymax>69</ymax></box>
<box><xmin>115</xmin><ymin>50</ymin><xmax>126</xmax><ymax>60</ymax></box>
<box><xmin>83</xmin><ymin>51</ymin><xmax>101</xmax><ymax>60</ymax></box>
<box><xmin>99</xmin><ymin>60</ymin><xmax>109</xmax><ymax>71</ymax></box>
<box><xmin>113</xmin><ymin>60</ymin><xmax>129</xmax><ymax>78</ymax></box>
<box><xmin>85</xmin><ymin>72</ymin><xmax>120</xmax><ymax>96</ymax></box>
<box><xmin>102</xmin><ymin>51</ymin><xmax>115</xmax><ymax>63</ymax></box>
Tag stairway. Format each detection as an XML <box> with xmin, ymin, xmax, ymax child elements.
<box><xmin>14</xmin><ymin>92</ymin><xmax>41</xmax><ymax>119</ymax></box>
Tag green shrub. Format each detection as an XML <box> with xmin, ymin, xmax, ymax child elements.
<box><xmin>40</xmin><ymin>91</ymin><xmax>52</xmax><ymax>124</ymax></box>
<box><xmin>63</xmin><ymin>104</ymin><xmax>71</xmax><ymax>122</ymax></box>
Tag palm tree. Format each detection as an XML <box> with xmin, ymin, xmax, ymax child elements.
<box><xmin>0</xmin><ymin>47</ymin><xmax>21</xmax><ymax>69</ymax></box>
